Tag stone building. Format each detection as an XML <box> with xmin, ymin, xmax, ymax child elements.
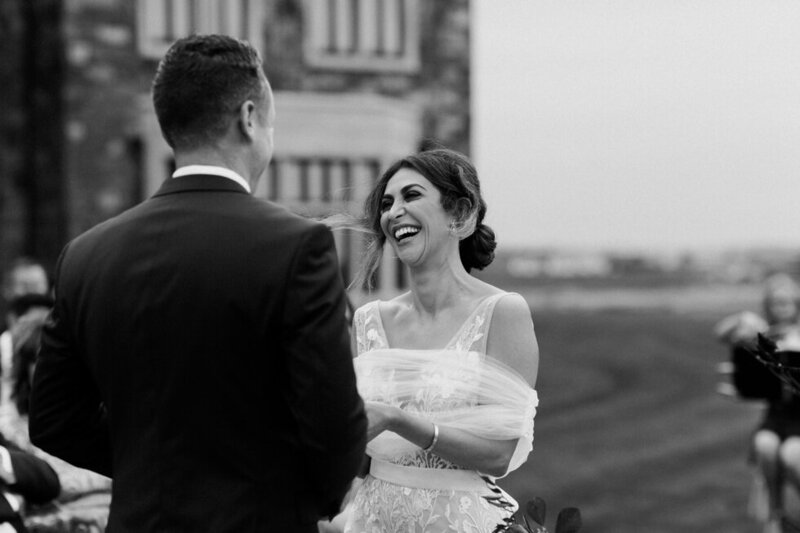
<box><xmin>0</xmin><ymin>0</ymin><xmax>471</xmax><ymax>301</ymax></box>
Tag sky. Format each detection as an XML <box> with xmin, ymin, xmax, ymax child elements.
<box><xmin>472</xmin><ymin>0</ymin><xmax>800</xmax><ymax>253</ymax></box>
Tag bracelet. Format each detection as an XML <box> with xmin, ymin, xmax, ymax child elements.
<box><xmin>423</xmin><ymin>423</ymin><xmax>439</xmax><ymax>453</ymax></box>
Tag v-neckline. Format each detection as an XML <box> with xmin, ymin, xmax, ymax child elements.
<box><xmin>374</xmin><ymin>293</ymin><xmax>501</xmax><ymax>351</ymax></box>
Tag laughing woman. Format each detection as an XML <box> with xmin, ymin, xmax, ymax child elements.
<box><xmin>343</xmin><ymin>148</ymin><xmax>540</xmax><ymax>533</ymax></box>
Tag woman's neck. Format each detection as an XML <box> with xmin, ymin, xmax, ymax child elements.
<box><xmin>406</xmin><ymin>256</ymin><xmax>476</xmax><ymax>316</ymax></box>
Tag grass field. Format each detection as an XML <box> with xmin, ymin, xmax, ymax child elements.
<box><xmin>499</xmin><ymin>285</ymin><xmax>768</xmax><ymax>533</ymax></box>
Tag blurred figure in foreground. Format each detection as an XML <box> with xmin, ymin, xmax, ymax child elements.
<box><xmin>0</xmin><ymin>297</ymin><xmax>61</xmax><ymax>533</ymax></box>
<box><xmin>715</xmin><ymin>273</ymin><xmax>800</xmax><ymax>533</ymax></box>
<box><xmin>8</xmin><ymin>310</ymin><xmax>111</xmax><ymax>532</ymax></box>
<box><xmin>0</xmin><ymin>423</ymin><xmax>60</xmax><ymax>533</ymax></box>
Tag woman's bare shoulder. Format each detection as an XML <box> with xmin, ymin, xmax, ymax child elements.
<box><xmin>486</xmin><ymin>291</ymin><xmax>538</xmax><ymax>384</ymax></box>
<box><xmin>490</xmin><ymin>292</ymin><xmax>535</xmax><ymax>339</ymax></box>
<box><xmin>467</xmin><ymin>278</ymin><xmax>530</xmax><ymax>319</ymax></box>
<box><xmin>494</xmin><ymin>291</ymin><xmax>531</xmax><ymax>314</ymax></box>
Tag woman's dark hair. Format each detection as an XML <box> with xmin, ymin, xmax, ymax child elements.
<box><xmin>10</xmin><ymin>309</ymin><xmax>48</xmax><ymax>416</ymax></box>
<box><xmin>356</xmin><ymin>147</ymin><xmax>496</xmax><ymax>289</ymax></box>
<box><xmin>152</xmin><ymin>34</ymin><xmax>269</xmax><ymax>150</ymax></box>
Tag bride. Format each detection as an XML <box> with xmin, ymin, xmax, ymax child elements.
<box><xmin>342</xmin><ymin>148</ymin><xmax>539</xmax><ymax>533</ymax></box>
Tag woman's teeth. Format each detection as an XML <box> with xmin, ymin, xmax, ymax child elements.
<box><xmin>394</xmin><ymin>226</ymin><xmax>420</xmax><ymax>241</ymax></box>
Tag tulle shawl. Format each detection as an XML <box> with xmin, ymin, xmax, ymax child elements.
<box><xmin>355</xmin><ymin>348</ymin><xmax>538</xmax><ymax>477</ymax></box>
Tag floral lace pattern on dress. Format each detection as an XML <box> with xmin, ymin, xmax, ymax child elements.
<box><xmin>354</xmin><ymin>297</ymin><xmax>501</xmax><ymax>471</ymax></box>
<box><xmin>347</xmin><ymin>476</ymin><xmax>515</xmax><ymax>533</ymax></box>
<box><xmin>347</xmin><ymin>294</ymin><xmax>519</xmax><ymax>533</ymax></box>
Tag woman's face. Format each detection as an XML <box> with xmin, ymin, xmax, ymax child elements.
<box><xmin>379</xmin><ymin>169</ymin><xmax>452</xmax><ymax>267</ymax></box>
<box><xmin>767</xmin><ymin>288</ymin><xmax>798</xmax><ymax>324</ymax></box>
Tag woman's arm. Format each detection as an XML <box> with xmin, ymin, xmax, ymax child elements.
<box><xmin>30</xmin><ymin>447</ymin><xmax>111</xmax><ymax>500</ymax></box>
<box><xmin>366</xmin><ymin>401</ymin><xmax>517</xmax><ymax>477</ymax></box>
<box><xmin>367</xmin><ymin>292</ymin><xmax>539</xmax><ymax>477</ymax></box>
<box><xmin>714</xmin><ymin>311</ymin><xmax>768</xmax><ymax>344</ymax></box>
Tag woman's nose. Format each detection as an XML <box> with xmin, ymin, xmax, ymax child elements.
<box><xmin>388</xmin><ymin>202</ymin><xmax>405</xmax><ymax>218</ymax></box>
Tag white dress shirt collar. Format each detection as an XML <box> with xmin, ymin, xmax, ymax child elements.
<box><xmin>172</xmin><ymin>165</ymin><xmax>251</xmax><ymax>193</ymax></box>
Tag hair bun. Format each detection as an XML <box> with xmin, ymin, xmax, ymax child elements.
<box><xmin>459</xmin><ymin>223</ymin><xmax>496</xmax><ymax>272</ymax></box>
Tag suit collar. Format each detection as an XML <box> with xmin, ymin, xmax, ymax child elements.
<box><xmin>152</xmin><ymin>174</ymin><xmax>252</xmax><ymax>198</ymax></box>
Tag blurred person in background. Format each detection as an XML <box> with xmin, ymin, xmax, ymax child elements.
<box><xmin>0</xmin><ymin>287</ymin><xmax>60</xmax><ymax>532</ymax></box>
<box><xmin>1</xmin><ymin>257</ymin><xmax>49</xmax><ymax>360</ymax></box>
<box><xmin>0</xmin><ymin>259</ymin><xmax>50</xmax><ymax>426</ymax></box>
<box><xmin>2</xmin><ymin>258</ymin><xmax>49</xmax><ymax>306</ymax></box>
<box><xmin>0</xmin><ymin>295</ymin><xmax>54</xmax><ymax>435</ymax></box>
<box><xmin>8</xmin><ymin>311</ymin><xmax>110</xmax><ymax>532</ymax></box>
<box><xmin>715</xmin><ymin>273</ymin><xmax>800</xmax><ymax>533</ymax></box>
<box><xmin>2</xmin><ymin>259</ymin><xmax>49</xmax><ymax>329</ymax></box>
<box><xmin>0</xmin><ymin>418</ymin><xmax>61</xmax><ymax>533</ymax></box>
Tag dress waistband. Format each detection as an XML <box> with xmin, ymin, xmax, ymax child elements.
<box><xmin>369</xmin><ymin>459</ymin><xmax>492</xmax><ymax>494</ymax></box>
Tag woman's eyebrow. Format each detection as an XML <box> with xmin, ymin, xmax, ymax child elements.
<box><xmin>400</xmin><ymin>184</ymin><xmax>426</xmax><ymax>193</ymax></box>
<box><xmin>383</xmin><ymin>182</ymin><xmax>427</xmax><ymax>201</ymax></box>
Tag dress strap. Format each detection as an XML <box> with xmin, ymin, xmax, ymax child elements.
<box><xmin>449</xmin><ymin>292</ymin><xmax>512</xmax><ymax>353</ymax></box>
<box><xmin>354</xmin><ymin>300</ymin><xmax>388</xmax><ymax>355</ymax></box>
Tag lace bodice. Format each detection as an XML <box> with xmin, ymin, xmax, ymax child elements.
<box><xmin>355</xmin><ymin>294</ymin><xmax>500</xmax><ymax>355</ymax></box>
<box><xmin>353</xmin><ymin>293</ymin><xmax>507</xmax><ymax>470</ymax></box>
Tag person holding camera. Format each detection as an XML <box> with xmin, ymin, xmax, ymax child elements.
<box><xmin>715</xmin><ymin>273</ymin><xmax>800</xmax><ymax>533</ymax></box>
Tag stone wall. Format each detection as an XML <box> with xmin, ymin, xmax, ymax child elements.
<box><xmin>63</xmin><ymin>0</ymin><xmax>151</xmax><ymax>237</ymax></box>
<box><xmin>417</xmin><ymin>0</ymin><xmax>471</xmax><ymax>155</ymax></box>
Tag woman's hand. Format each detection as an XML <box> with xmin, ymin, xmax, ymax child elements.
<box><xmin>365</xmin><ymin>401</ymin><xmax>399</xmax><ymax>442</ymax></box>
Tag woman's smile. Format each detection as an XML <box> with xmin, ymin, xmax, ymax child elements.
<box><xmin>393</xmin><ymin>225</ymin><xmax>421</xmax><ymax>242</ymax></box>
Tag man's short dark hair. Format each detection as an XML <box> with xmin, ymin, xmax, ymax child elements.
<box><xmin>152</xmin><ymin>34</ymin><xmax>268</xmax><ymax>150</ymax></box>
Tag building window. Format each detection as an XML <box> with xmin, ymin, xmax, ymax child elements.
<box><xmin>264</xmin><ymin>156</ymin><xmax>372</xmax><ymax>208</ymax></box>
<box><xmin>137</xmin><ymin>0</ymin><xmax>264</xmax><ymax>59</ymax></box>
<box><xmin>303</xmin><ymin>0</ymin><xmax>420</xmax><ymax>72</ymax></box>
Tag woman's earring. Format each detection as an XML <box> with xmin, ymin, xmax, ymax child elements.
<box><xmin>448</xmin><ymin>220</ymin><xmax>458</xmax><ymax>236</ymax></box>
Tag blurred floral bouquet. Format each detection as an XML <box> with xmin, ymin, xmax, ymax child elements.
<box><xmin>505</xmin><ymin>497</ymin><xmax>582</xmax><ymax>533</ymax></box>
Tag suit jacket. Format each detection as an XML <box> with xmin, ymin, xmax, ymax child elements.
<box><xmin>29</xmin><ymin>175</ymin><xmax>367</xmax><ymax>532</ymax></box>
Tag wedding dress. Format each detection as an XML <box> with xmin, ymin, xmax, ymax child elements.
<box><xmin>344</xmin><ymin>293</ymin><xmax>539</xmax><ymax>533</ymax></box>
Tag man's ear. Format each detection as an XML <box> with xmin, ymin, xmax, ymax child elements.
<box><xmin>238</xmin><ymin>100</ymin><xmax>257</xmax><ymax>141</ymax></box>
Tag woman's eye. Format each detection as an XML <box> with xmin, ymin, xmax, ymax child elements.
<box><xmin>405</xmin><ymin>190</ymin><xmax>420</xmax><ymax>201</ymax></box>
<box><xmin>380</xmin><ymin>199</ymin><xmax>392</xmax><ymax>212</ymax></box>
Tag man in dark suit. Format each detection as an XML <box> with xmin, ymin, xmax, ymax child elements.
<box><xmin>28</xmin><ymin>34</ymin><xmax>367</xmax><ymax>532</ymax></box>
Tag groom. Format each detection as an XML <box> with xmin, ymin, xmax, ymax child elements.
<box><xmin>28</xmin><ymin>35</ymin><xmax>366</xmax><ymax>532</ymax></box>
